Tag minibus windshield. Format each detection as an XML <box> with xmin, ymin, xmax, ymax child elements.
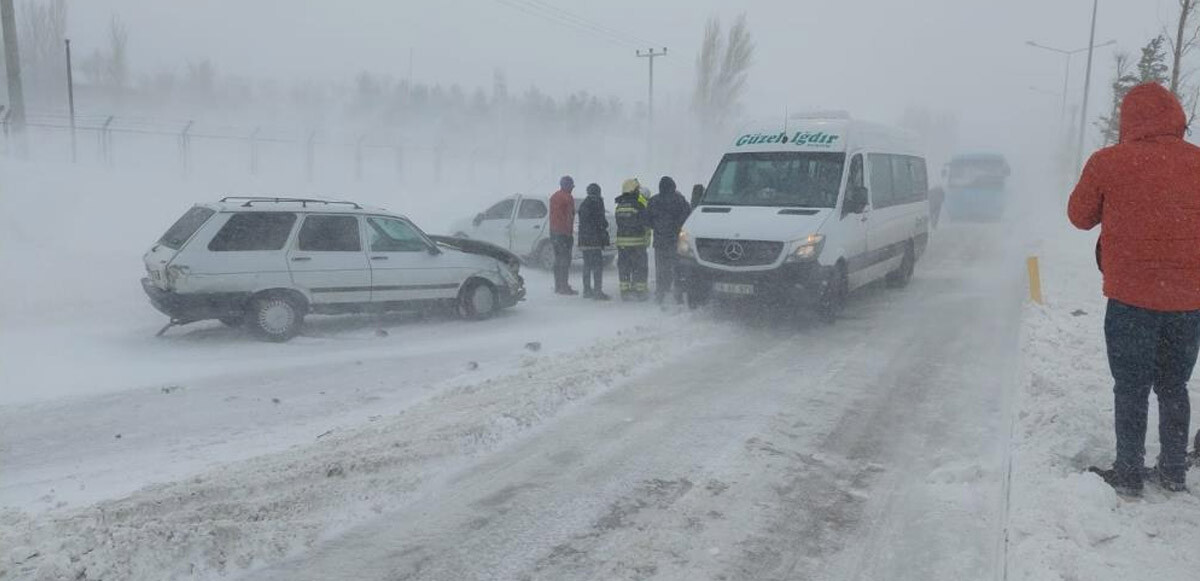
<box><xmin>704</xmin><ymin>152</ymin><xmax>846</xmax><ymax>208</ymax></box>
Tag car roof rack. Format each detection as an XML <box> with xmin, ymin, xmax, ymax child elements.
<box><xmin>219</xmin><ymin>196</ymin><xmax>363</xmax><ymax>209</ymax></box>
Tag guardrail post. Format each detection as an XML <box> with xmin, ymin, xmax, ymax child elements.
<box><xmin>179</xmin><ymin>120</ymin><xmax>194</xmax><ymax>176</ymax></box>
<box><xmin>100</xmin><ymin>115</ymin><xmax>115</xmax><ymax>166</ymax></box>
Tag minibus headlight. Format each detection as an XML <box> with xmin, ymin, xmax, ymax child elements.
<box><xmin>787</xmin><ymin>235</ymin><xmax>825</xmax><ymax>262</ymax></box>
<box><xmin>677</xmin><ymin>230</ymin><xmax>693</xmax><ymax>257</ymax></box>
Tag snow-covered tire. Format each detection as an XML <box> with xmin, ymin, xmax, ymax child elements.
<box><xmin>459</xmin><ymin>280</ymin><xmax>498</xmax><ymax>320</ymax></box>
<box><xmin>818</xmin><ymin>264</ymin><xmax>848</xmax><ymax>324</ymax></box>
<box><xmin>886</xmin><ymin>241</ymin><xmax>916</xmax><ymax>289</ymax></box>
<box><xmin>247</xmin><ymin>293</ymin><xmax>305</xmax><ymax>342</ymax></box>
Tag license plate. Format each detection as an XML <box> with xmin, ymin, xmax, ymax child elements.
<box><xmin>714</xmin><ymin>282</ymin><xmax>755</xmax><ymax>295</ymax></box>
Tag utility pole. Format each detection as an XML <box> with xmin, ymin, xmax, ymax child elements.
<box><xmin>636</xmin><ymin>47</ymin><xmax>667</xmax><ymax>169</ymax></box>
<box><xmin>1</xmin><ymin>0</ymin><xmax>26</xmax><ymax>135</ymax></box>
<box><xmin>66</xmin><ymin>38</ymin><xmax>77</xmax><ymax>163</ymax></box>
<box><xmin>1075</xmin><ymin>0</ymin><xmax>1100</xmax><ymax>173</ymax></box>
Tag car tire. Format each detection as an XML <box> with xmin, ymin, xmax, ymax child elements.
<box><xmin>534</xmin><ymin>241</ymin><xmax>556</xmax><ymax>271</ymax></box>
<box><xmin>459</xmin><ymin>280</ymin><xmax>498</xmax><ymax>320</ymax></box>
<box><xmin>886</xmin><ymin>242</ymin><xmax>916</xmax><ymax>289</ymax></box>
<box><xmin>247</xmin><ymin>293</ymin><xmax>305</xmax><ymax>342</ymax></box>
<box><xmin>219</xmin><ymin>316</ymin><xmax>244</xmax><ymax>328</ymax></box>
<box><xmin>818</xmin><ymin>264</ymin><xmax>848</xmax><ymax>324</ymax></box>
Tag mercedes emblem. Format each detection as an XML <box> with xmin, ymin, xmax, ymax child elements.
<box><xmin>723</xmin><ymin>241</ymin><xmax>746</xmax><ymax>262</ymax></box>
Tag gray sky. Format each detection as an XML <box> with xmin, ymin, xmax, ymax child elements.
<box><xmin>66</xmin><ymin>0</ymin><xmax>1191</xmax><ymax>143</ymax></box>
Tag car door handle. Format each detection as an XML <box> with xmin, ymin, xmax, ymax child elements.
<box><xmin>371</xmin><ymin>256</ymin><xmax>389</xmax><ymax>261</ymax></box>
<box><xmin>291</xmin><ymin>256</ymin><xmax>312</xmax><ymax>262</ymax></box>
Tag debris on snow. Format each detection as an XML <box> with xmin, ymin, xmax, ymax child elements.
<box><xmin>524</xmin><ymin>342</ymin><xmax>542</xmax><ymax>352</ymax></box>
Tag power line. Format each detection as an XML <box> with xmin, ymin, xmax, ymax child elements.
<box><xmin>492</xmin><ymin>0</ymin><xmax>656</xmax><ymax>48</ymax></box>
<box><xmin>520</xmin><ymin>0</ymin><xmax>657</xmax><ymax>47</ymax></box>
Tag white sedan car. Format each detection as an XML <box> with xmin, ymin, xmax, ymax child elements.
<box><xmin>451</xmin><ymin>194</ymin><xmax>616</xmax><ymax>269</ymax></box>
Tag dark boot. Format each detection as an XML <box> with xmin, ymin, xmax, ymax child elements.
<box><xmin>1088</xmin><ymin>466</ymin><xmax>1144</xmax><ymax>498</ymax></box>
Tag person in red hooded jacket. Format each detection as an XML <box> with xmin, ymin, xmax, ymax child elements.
<box><xmin>1069</xmin><ymin>83</ymin><xmax>1200</xmax><ymax>497</ymax></box>
<box><xmin>549</xmin><ymin>175</ymin><xmax>578</xmax><ymax>295</ymax></box>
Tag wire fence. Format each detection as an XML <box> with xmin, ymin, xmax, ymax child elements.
<box><xmin>0</xmin><ymin>109</ymin><xmax>656</xmax><ymax>190</ymax></box>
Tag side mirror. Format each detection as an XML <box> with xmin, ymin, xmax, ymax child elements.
<box><xmin>427</xmin><ymin>243</ymin><xmax>442</xmax><ymax>256</ymax></box>
<box><xmin>472</xmin><ymin>213</ymin><xmax>484</xmax><ymax>227</ymax></box>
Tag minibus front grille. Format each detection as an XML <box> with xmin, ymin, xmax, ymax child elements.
<box><xmin>696</xmin><ymin>239</ymin><xmax>784</xmax><ymax>267</ymax></box>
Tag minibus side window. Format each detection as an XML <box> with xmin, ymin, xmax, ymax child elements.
<box><xmin>868</xmin><ymin>153</ymin><xmax>894</xmax><ymax>209</ymax></box>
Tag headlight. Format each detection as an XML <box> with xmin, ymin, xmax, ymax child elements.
<box><xmin>786</xmin><ymin>235</ymin><xmax>825</xmax><ymax>262</ymax></box>
<box><xmin>677</xmin><ymin>230</ymin><xmax>692</xmax><ymax>257</ymax></box>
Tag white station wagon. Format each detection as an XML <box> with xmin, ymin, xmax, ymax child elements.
<box><xmin>143</xmin><ymin>197</ymin><xmax>525</xmax><ymax>341</ymax></box>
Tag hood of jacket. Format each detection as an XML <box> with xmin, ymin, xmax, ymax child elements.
<box><xmin>1120</xmin><ymin>83</ymin><xmax>1187</xmax><ymax>143</ymax></box>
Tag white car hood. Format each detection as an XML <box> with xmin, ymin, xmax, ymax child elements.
<box><xmin>683</xmin><ymin>206</ymin><xmax>832</xmax><ymax>242</ymax></box>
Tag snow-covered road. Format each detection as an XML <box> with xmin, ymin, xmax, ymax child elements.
<box><xmin>245</xmin><ymin>226</ymin><xmax>1025</xmax><ymax>581</ymax></box>
<box><xmin>2</xmin><ymin>222</ymin><xmax>1025</xmax><ymax>581</ymax></box>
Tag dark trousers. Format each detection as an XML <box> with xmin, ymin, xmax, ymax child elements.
<box><xmin>581</xmin><ymin>249</ymin><xmax>604</xmax><ymax>294</ymax></box>
<box><xmin>1105</xmin><ymin>299</ymin><xmax>1200</xmax><ymax>484</ymax></box>
<box><xmin>654</xmin><ymin>246</ymin><xmax>682</xmax><ymax>300</ymax></box>
<box><xmin>617</xmin><ymin>247</ymin><xmax>648</xmax><ymax>294</ymax></box>
<box><xmin>551</xmin><ymin>234</ymin><xmax>573</xmax><ymax>291</ymax></box>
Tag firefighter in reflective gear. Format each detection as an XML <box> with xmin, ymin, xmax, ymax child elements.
<box><xmin>614</xmin><ymin>178</ymin><xmax>652</xmax><ymax>300</ymax></box>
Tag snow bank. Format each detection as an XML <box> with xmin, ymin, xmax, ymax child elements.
<box><xmin>0</xmin><ymin>318</ymin><xmax>717</xmax><ymax>581</ymax></box>
<box><xmin>1008</xmin><ymin>228</ymin><xmax>1200</xmax><ymax>580</ymax></box>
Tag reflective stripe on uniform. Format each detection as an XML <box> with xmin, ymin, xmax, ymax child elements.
<box><xmin>615</xmin><ymin>236</ymin><xmax>649</xmax><ymax>248</ymax></box>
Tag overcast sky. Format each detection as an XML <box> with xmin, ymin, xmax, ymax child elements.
<box><xmin>63</xmin><ymin>0</ymin><xmax>1193</xmax><ymax>145</ymax></box>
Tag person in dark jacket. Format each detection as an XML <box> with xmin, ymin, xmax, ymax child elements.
<box><xmin>648</xmin><ymin>176</ymin><xmax>692</xmax><ymax>303</ymax></box>
<box><xmin>577</xmin><ymin>183</ymin><xmax>611</xmax><ymax>300</ymax></box>
<box><xmin>549</xmin><ymin>175</ymin><xmax>577</xmax><ymax>295</ymax></box>
<box><xmin>614</xmin><ymin>178</ymin><xmax>651</xmax><ymax>300</ymax></box>
<box><xmin>1069</xmin><ymin>83</ymin><xmax>1200</xmax><ymax>497</ymax></box>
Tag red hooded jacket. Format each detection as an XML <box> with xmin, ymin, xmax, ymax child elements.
<box><xmin>549</xmin><ymin>189</ymin><xmax>576</xmax><ymax>236</ymax></box>
<box><xmin>1068</xmin><ymin>83</ymin><xmax>1200</xmax><ymax>311</ymax></box>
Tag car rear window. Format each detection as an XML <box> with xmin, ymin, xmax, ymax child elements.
<box><xmin>208</xmin><ymin>212</ymin><xmax>298</xmax><ymax>252</ymax></box>
<box><xmin>158</xmin><ymin>206</ymin><xmax>216</xmax><ymax>250</ymax></box>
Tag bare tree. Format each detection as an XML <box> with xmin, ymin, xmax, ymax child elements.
<box><xmin>692</xmin><ymin>14</ymin><xmax>754</xmax><ymax>131</ymax></box>
<box><xmin>1097</xmin><ymin>52</ymin><xmax>1135</xmax><ymax>145</ymax></box>
<box><xmin>1168</xmin><ymin>0</ymin><xmax>1198</xmax><ymax>96</ymax></box>
<box><xmin>107</xmin><ymin>16</ymin><xmax>128</xmax><ymax>91</ymax></box>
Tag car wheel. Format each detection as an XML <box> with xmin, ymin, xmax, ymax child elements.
<box><xmin>248</xmin><ymin>294</ymin><xmax>304</xmax><ymax>342</ymax></box>
<box><xmin>886</xmin><ymin>242</ymin><xmax>916</xmax><ymax>289</ymax></box>
<box><xmin>219</xmin><ymin>316</ymin><xmax>244</xmax><ymax>328</ymax></box>
<box><xmin>459</xmin><ymin>280</ymin><xmax>498</xmax><ymax>320</ymax></box>
<box><xmin>535</xmin><ymin>241</ymin><xmax>556</xmax><ymax>270</ymax></box>
<box><xmin>817</xmin><ymin>264</ymin><xmax>848</xmax><ymax>323</ymax></box>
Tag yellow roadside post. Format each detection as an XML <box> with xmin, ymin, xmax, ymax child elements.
<box><xmin>1027</xmin><ymin>256</ymin><xmax>1044</xmax><ymax>305</ymax></box>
